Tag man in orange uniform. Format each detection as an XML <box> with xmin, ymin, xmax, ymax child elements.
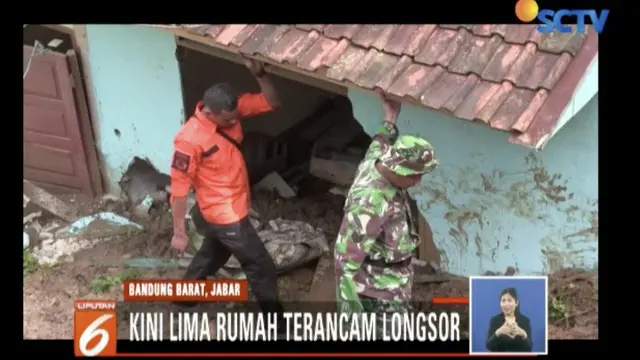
<box><xmin>169</xmin><ymin>59</ymin><xmax>283</xmax><ymax>315</ymax></box>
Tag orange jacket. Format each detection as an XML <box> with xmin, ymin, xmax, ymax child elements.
<box><xmin>170</xmin><ymin>93</ymin><xmax>273</xmax><ymax>225</ymax></box>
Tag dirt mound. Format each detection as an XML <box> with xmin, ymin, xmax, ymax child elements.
<box><xmin>548</xmin><ymin>268</ymin><xmax>598</xmax><ymax>339</ymax></box>
<box><xmin>25</xmin><ymin>190</ymin><xmax>597</xmax><ymax>341</ymax></box>
<box><xmin>413</xmin><ymin>279</ymin><xmax>471</xmax><ymax>337</ymax></box>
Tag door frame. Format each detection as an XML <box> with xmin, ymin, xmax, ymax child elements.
<box><xmin>40</xmin><ymin>25</ymin><xmax>104</xmax><ymax>196</ymax></box>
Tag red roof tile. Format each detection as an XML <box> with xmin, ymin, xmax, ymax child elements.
<box><xmin>153</xmin><ymin>24</ymin><xmax>598</xmax><ymax>149</ymax></box>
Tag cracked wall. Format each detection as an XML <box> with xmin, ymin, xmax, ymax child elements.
<box><xmin>84</xmin><ymin>25</ymin><xmax>184</xmax><ymax>194</ymax></box>
<box><xmin>348</xmin><ymin>90</ymin><xmax>598</xmax><ymax>276</ymax></box>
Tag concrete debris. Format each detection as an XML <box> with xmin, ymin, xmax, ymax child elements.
<box><xmin>249</xmin><ymin>216</ymin><xmax>261</xmax><ymax>231</ymax></box>
<box><xmin>23</xmin><ymin>232</ymin><xmax>29</xmax><ymax>249</ymax></box>
<box><xmin>32</xmin><ymin>237</ymin><xmax>102</xmax><ymax>266</ymax></box>
<box><xmin>59</xmin><ymin>212</ymin><xmax>143</xmax><ymax>239</ymax></box>
<box><xmin>23</xmin><ymin>211</ymin><xmax>42</xmax><ymax>225</ymax></box>
<box><xmin>248</xmin><ymin>207</ymin><xmax>261</xmax><ymax>220</ymax></box>
<box><xmin>39</xmin><ymin>231</ymin><xmax>54</xmax><ymax>241</ymax></box>
<box><xmin>119</xmin><ymin>156</ymin><xmax>170</xmax><ymax>207</ymax></box>
<box><xmin>23</xmin><ymin>180</ymin><xmax>76</xmax><ymax>222</ymax></box>
<box><xmin>28</xmin><ymin>212</ymin><xmax>138</xmax><ymax>266</ymax></box>
<box><xmin>132</xmin><ymin>195</ymin><xmax>154</xmax><ymax>219</ymax></box>
<box><xmin>42</xmin><ymin>221</ymin><xmax>62</xmax><ymax>233</ymax></box>
<box><xmin>178</xmin><ymin>253</ymin><xmax>194</xmax><ymax>268</ymax></box>
<box><xmin>254</xmin><ymin>171</ymin><xmax>297</xmax><ymax>199</ymax></box>
<box><xmin>47</xmin><ymin>38</ymin><xmax>64</xmax><ymax>48</ymax></box>
<box><xmin>328</xmin><ymin>186</ymin><xmax>348</xmax><ymax>197</ymax></box>
<box><xmin>24</xmin><ymin>227</ymin><xmax>38</xmax><ymax>248</ymax></box>
<box><xmin>102</xmin><ymin>194</ymin><xmax>121</xmax><ymax>202</ymax></box>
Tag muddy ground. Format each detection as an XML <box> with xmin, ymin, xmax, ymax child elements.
<box><xmin>23</xmin><ymin>187</ymin><xmax>597</xmax><ymax>340</ymax></box>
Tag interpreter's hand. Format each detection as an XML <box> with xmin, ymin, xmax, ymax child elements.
<box><xmin>496</xmin><ymin>322</ymin><xmax>514</xmax><ymax>338</ymax></box>
<box><xmin>513</xmin><ymin>323</ymin><xmax>527</xmax><ymax>338</ymax></box>
<box><xmin>244</xmin><ymin>58</ymin><xmax>266</xmax><ymax>76</ymax></box>
<box><xmin>376</xmin><ymin>89</ymin><xmax>401</xmax><ymax>123</ymax></box>
<box><xmin>171</xmin><ymin>230</ymin><xmax>189</xmax><ymax>252</ymax></box>
<box><xmin>504</xmin><ymin>317</ymin><xmax>517</xmax><ymax>337</ymax></box>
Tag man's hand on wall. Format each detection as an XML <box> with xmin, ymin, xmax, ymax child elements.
<box><xmin>244</xmin><ymin>58</ymin><xmax>266</xmax><ymax>77</ymax></box>
<box><xmin>376</xmin><ymin>89</ymin><xmax>401</xmax><ymax>123</ymax></box>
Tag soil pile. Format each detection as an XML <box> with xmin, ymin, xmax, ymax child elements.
<box><xmin>547</xmin><ymin>268</ymin><xmax>598</xmax><ymax>339</ymax></box>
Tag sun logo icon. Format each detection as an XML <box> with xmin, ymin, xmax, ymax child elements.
<box><xmin>515</xmin><ymin>0</ymin><xmax>539</xmax><ymax>23</ymax></box>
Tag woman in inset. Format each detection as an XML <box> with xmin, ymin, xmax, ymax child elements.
<box><xmin>486</xmin><ymin>287</ymin><xmax>533</xmax><ymax>352</ymax></box>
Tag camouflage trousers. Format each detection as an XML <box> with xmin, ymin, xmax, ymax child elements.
<box><xmin>338</xmin><ymin>295</ymin><xmax>412</xmax><ymax>340</ymax></box>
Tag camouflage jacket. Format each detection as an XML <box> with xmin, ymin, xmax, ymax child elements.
<box><xmin>334</xmin><ymin>121</ymin><xmax>421</xmax><ymax>311</ymax></box>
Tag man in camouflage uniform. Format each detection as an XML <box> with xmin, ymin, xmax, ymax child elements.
<box><xmin>334</xmin><ymin>92</ymin><xmax>438</xmax><ymax>335</ymax></box>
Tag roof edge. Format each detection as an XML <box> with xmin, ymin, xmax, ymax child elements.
<box><xmin>549</xmin><ymin>54</ymin><xmax>598</xmax><ymax>138</ymax></box>
<box><xmin>509</xmin><ymin>29</ymin><xmax>599</xmax><ymax>150</ymax></box>
<box><xmin>147</xmin><ymin>25</ymin><xmax>596</xmax><ymax>151</ymax></box>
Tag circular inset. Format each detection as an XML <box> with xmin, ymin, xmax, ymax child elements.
<box><xmin>515</xmin><ymin>0</ymin><xmax>539</xmax><ymax>23</ymax></box>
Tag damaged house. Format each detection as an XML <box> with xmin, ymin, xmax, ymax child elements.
<box><xmin>23</xmin><ymin>24</ymin><xmax>598</xmax><ymax>277</ymax></box>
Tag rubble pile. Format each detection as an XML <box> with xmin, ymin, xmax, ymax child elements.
<box><xmin>24</xmin><ymin>210</ymin><xmax>141</xmax><ymax>266</ymax></box>
<box><xmin>186</xmin><ymin>208</ymin><xmax>330</xmax><ymax>279</ymax></box>
<box><xmin>113</xmin><ymin>156</ymin><xmax>333</xmax><ymax>275</ymax></box>
<box><xmin>23</xmin><ymin>181</ymin><xmax>140</xmax><ymax>266</ymax></box>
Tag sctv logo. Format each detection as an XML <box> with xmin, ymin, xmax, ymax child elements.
<box><xmin>515</xmin><ymin>0</ymin><xmax>609</xmax><ymax>34</ymax></box>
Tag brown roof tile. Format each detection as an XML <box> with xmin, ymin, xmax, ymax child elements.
<box><xmin>325</xmin><ymin>46</ymin><xmax>367</xmax><ymax>82</ymax></box>
<box><xmin>384</xmin><ymin>25</ymin><xmax>421</xmax><ymax>55</ymax></box>
<box><xmin>323</xmin><ymin>25</ymin><xmax>362</xmax><ymax>40</ymax></box>
<box><xmin>159</xmin><ymin>24</ymin><xmax>598</xmax><ymax>149</ymax></box>
<box><xmin>353</xmin><ymin>51</ymin><xmax>399</xmax><ymax>89</ymax></box>
<box><xmin>268</xmin><ymin>29</ymin><xmax>319</xmax><ymax>64</ymax></box>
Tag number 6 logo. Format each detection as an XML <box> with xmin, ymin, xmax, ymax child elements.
<box><xmin>78</xmin><ymin>314</ymin><xmax>114</xmax><ymax>356</ymax></box>
<box><xmin>74</xmin><ymin>300</ymin><xmax>117</xmax><ymax>357</ymax></box>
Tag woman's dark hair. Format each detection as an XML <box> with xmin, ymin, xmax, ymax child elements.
<box><xmin>203</xmin><ymin>83</ymin><xmax>238</xmax><ymax>114</ymax></box>
<box><xmin>500</xmin><ymin>287</ymin><xmax>521</xmax><ymax>314</ymax></box>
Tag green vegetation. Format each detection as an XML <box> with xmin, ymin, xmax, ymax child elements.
<box><xmin>91</xmin><ymin>269</ymin><xmax>141</xmax><ymax>294</ymax></box>
<box><xmin>549</xmin><ymin>296</ymin><xmax>569</xmax><ymax>322</ymax></box>
<box><xmin>23</xmin><ymin>250</ymin><xmax>39</xmax><ymax>275</ymax></box>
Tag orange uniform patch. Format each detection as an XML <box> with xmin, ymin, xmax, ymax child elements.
<box><xmin>172</xmin><ymin>151</ymin><xmax>191</xmax><ymax>173</ymax></box>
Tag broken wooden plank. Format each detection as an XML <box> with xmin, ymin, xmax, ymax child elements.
<box><xmin>312</xmin><ymin>122</ymin><xmax>363</xmax><ymax>154</ymax></box>
<box><xmin>254</xmin><ymin>171</ymin><xmax>297</xmax><ymax>198</ymax></box>
<box><xmin>312</xmin><ymin>114</ymin><xmax>364</xmax><ymax>154</ymax></box>
<box><xmin>309</xmin><ymin>155</ymin><xmax>360</xmax><ymax>187</ymax></box>
<box><xmin>416</xmin><ymin>213</ymin><xmax>442</xmax><ymax>267</ymax></box>
<box><xmin>414</xmin><ymin>272</ymin><xmax>468</xmax><ymax>284</ymax></box>
<box><xmin>305</xmin><ymin>254</ymin><xmax>336</xmax><ymax>309</ymax></box>
<box><xmin>23</xmin><ymin>180</ymin><xmax>76</xmax><ymax>222</ymax></box>
<box><xmin>279</xmin><ymin>97</ymin><xmax>340</xmax><ymax>143</ymax></box>
<box><xmin>413</xmin><ymin>258</ymin><xmax>466</xmax><ymax>284</ymax></box>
